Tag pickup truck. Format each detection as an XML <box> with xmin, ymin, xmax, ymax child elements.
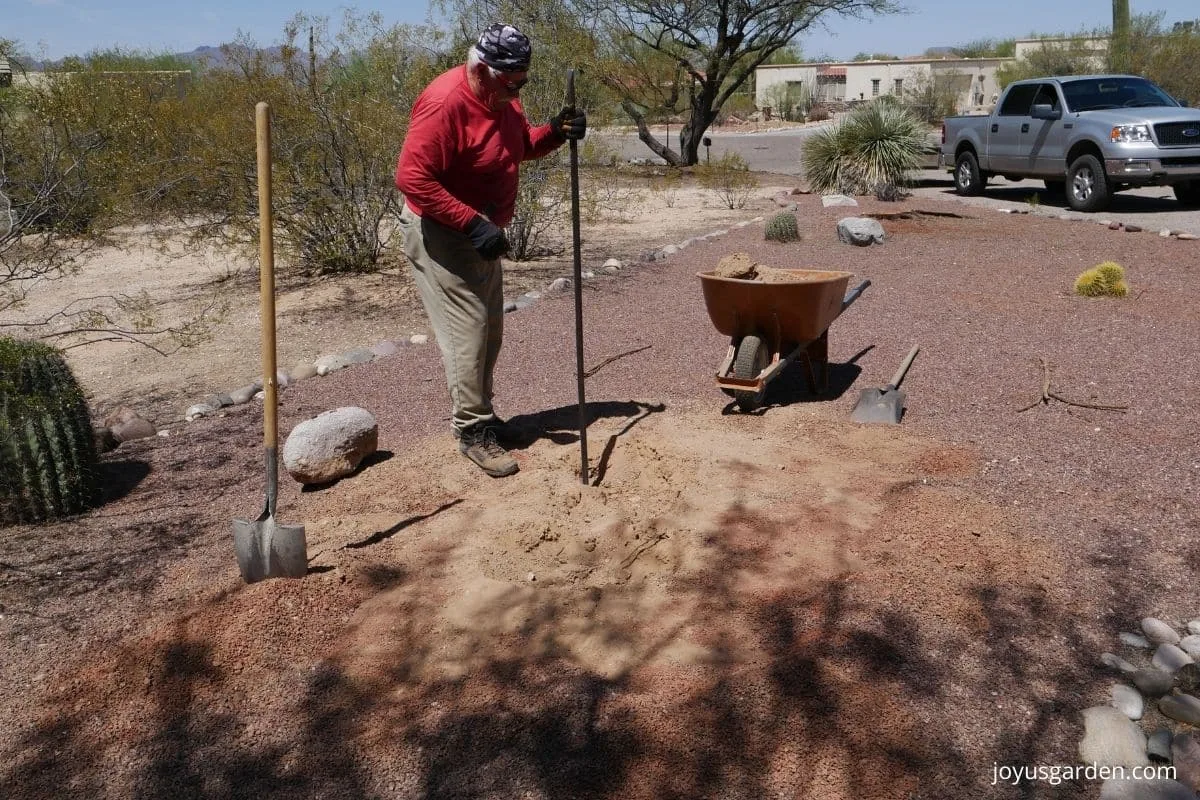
<box><xmin>939</xmin><ymin>74</ymin><xmax>1200</xmax><ymax>211</ymax></box>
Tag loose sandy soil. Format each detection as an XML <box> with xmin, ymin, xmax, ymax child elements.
<box><xmin>3</xmin><ymin>174</ymin><xmax>1200</xmax><ymax>799</ymax></box>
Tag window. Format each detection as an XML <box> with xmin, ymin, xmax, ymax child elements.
<box><xmin>871</xmin><ymin>79</ymin><xmax>880</xmax><ymax>97</ymax></box>
<box><xmin>894</xmin><ymin>78</ymin><xmax>903</xmax><ymax>94</ymax></box>
<box><xmin>998</xmin><ymin>83</ymin><xmax>1039</xmax><ymax>116</ymax></box>
<box><xmin>1032</xmin><ymin>83</ymin><xmax>1061</xmax><ymax>112</ymax></box>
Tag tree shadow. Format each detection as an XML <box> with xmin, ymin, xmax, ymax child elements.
<box><xmin>504</xmin><ymin>400</ymin><xmax>667</xmax><ymax>450</ymax></box>
<box><xmin>98</xmin><ymin>458</ymin><xmax>151</xmax><ymax>504</ymax></box>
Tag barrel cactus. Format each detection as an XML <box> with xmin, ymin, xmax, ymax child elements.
<box><xmin>1074</xmin><ymin>261</ymin><xmax>1129</xmax><ymax>297</ymax></box>
<box><xmin>0</xmin><ymin>337</ymin><xmax>102</xmax><ymax>524</ymax></box>
<box><xmin>764</xmin><ymin>211</ymin><xmax>801</xmax><ymax>243</ymax></box>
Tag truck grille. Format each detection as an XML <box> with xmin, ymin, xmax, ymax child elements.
<box><xmin>1154</xmin><ymin>122</ymin><xmax>1200</xmax><ymax>147</ymax></box>
<box><xmin>1159</xmin><ymin>156</ymin><xmax>1200</xmax><ymax>167</ymax></box>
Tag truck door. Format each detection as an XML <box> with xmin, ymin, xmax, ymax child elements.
<box><xmin>1025</xmin><ymin>83</ymin><xmax>1068</xmax><ymax>177</ymax></box>
<box><xmin>990</xmin><ymin>83</ymin><xmax>1038</xmax><ymax>173</ymax></box>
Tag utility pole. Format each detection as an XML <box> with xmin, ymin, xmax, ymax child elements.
<box><xmin>1111</xmin><ymin>0</ymin><xmax>1131</xmax><ymax>74</ymax></box>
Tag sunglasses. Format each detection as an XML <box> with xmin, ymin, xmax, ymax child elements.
<box><xmin>489</xmin><ymin>67</ymin><xmax>529</xmax><ymax>92</ymax></box>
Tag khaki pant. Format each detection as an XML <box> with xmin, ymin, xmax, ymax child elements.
<box><xmin>398</xmin><ymin>204</ymin><xmax>503</xmax><ymax>435</ymax></box>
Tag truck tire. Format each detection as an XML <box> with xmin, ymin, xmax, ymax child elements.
<box><xmin>1175</xmin><ymin>181</ymin><xmax>1200</xmax><ymax>208</ymax></box>
<box><xmin>1066</xmin><ymin>154</ymin><xmax>1111</xmax><ymax>212</ymax></box>
<box><xmin>954</xmin><ymin>151</ymin><xmax>986</xmax><ymax>196</ymax></box>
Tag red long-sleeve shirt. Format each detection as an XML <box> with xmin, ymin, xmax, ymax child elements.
<box><xmin>395</xmin><ymin>65</ymin><xmax>563</xmax><ymax>230</ymax></box>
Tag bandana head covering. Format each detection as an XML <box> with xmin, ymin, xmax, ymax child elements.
<box><xmin>475</xmin><ymin>23</ymin><xmax>532</xmax><ymax>72</ymax></box>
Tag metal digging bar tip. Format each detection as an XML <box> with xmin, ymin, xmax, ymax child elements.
<box><xmin>232</xmin><ymin>101</ymin><xmax>308</xmax><ymax>583</ymax></box>
<box><xmin>566</xmin><ymin>68</ymin><xmax>589</xmax><ymax>485</ymax></box>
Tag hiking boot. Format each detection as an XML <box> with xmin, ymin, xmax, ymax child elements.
<box><xmin>484</xmin><ymin>416</ymin><xmax>524</xmax><ymax>447</ymax></box>
<box><xmin>458</xmin><ymin>426</ymin><xmax>519</xmax><ymax>477</ymax></box>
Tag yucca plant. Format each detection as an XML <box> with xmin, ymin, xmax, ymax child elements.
<box><xmin>802</xmin><ymin>103</ymin><xmax>927</xmax><ymax>195</ymax></box>
<box><xmin>0</xmin><ymin>337</ymin><xmax>102</xmax><ymax>524</ymax></box>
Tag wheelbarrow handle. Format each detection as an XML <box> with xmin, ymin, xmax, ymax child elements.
<box><xmin>842</xmin><ymin>279</ymin><xmax>871</xmax><ymax>312</ymax></box>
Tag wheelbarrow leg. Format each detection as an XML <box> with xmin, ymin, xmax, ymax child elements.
<box><xmin>801</xmin><ymin>331</ymin><xmax>830</xmax><ymax>394</ymax></box>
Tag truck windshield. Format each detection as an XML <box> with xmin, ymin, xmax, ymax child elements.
<box><xmin>1061</xmin><ymin>77</ymin><xmax>1179</xmax><ymax>112</ymax></box>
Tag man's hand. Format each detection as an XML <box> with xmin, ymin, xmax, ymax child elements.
<box><xmin>551</xmin><ymin>106</ymin><xmax>587</xmax><ymax>141</ymax></box>
<box><xmin>465</xmin><ymin>216</ymin><xmax>510</xmax><ymax>260</ymax></box>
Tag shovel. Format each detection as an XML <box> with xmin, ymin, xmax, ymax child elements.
<box><xmin>851</xmin><ymin>345</ymin><xmax>920</xmax><ymax>424</ymax></box>
<box><xmin>232</xmin><ymin>102</ymin><xmax>308</xmax><ymax>583</ymax></box>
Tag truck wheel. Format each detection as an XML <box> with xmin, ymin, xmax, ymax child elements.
<box><xmin>1044</xmin><ymin>180</ymin><xmax>1066</xmax><ymax>195</ymax></box>
<box><xmin>1066</xmin><ymin>155</ymin><xmax>1111</xmax><ymax>212</ymax></box>
<box><xmin>1174</xmin><ymin>181</ymin><xmax>1200</xmax><ymax>208</ymax></box>
<box><xmin>954</xmin><ymin>151</ymin><xmax>985</xmax><ymax>196</ymax></box>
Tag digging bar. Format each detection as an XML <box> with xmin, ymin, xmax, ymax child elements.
<box><xmin>566</xmin><ymin>69</ymin><xmax>589</xmax><ymax>484</ymax></box>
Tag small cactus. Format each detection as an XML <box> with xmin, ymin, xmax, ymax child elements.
<box><xmin>0</xmin><ymin>337</ymin><xmax>102</xmax><ymax>524</ymax></box>
<box><xmin>1074</xmin><ymin>261</ymin><xmax>1129</xmax><ymax>297</ymax></box>
<box><xmin>764</xmin><ymin>211</ymin><xmax>801</xmax><ymax>243</ymax></box>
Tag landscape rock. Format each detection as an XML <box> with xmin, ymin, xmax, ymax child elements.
<box><xmin>1174</xmin><ymin>733</ymin><xmax>1200</xmax><ymax>792</ymax></box>
<box><xmin>1132</xmin><ymin>668</ymin><xmax>1176</xmax><ymax>697</ymax></box>
<box><xmin>821</xmin><ymin>194</ymin><xmax>859</xmax><ymax>207</ymax></box>
<box><xmin>1102</xmin><ymin>652</ymin><xmax>1138</xmax><ymax>674</ymax></box>
<box><xmin>1178</xmin><ymin>233</ymin><xmax>1199</xmax><ymax>241</ymax></box>
<box><xmin>1143</xmin><ymin>618</ymin><xmax>1182</xmax><ymax>646</ymax></box>
<box><xmin>1110</xmin><ymin>684</ymin><xmax>1144</xmax><ymax>720</ymax></box>
<box><xmin>110</xmin><ymin>417</ymin><xmax>157</xmax><ymax>443</ymax></box>
<box><xmin>1078</xmin><ymin>706</ymin><xmax>1149</xmax><ymax>767</ymax></box>
<box><xmin>290</xmin><ymin>364</ymin><xmax>318</xmax><ymax>381</ymax></box>
<box><xmin>1125</xmin><ymin>224</ymin><xmax>1143</xmax><ymax>233</ymax></box>
<box><xmin>102</xmin><ymin>405</ymin><xmax>141</xmax><ymax>427</ymax></box>
<box><xmin>93</xmin><ymin>426</ymin><xmax>119</xmax><ymax>454</ymax></box>
<box><xmin>185</xmin><ymin>403</ymin><xmax>217</xmax><ymax>421</ymax></box>
<box><xmin>1190</xmin><ymin>621</ymin><xmax>1200</xmax><ymax>636</ymax></box>
<box><xmin>504</xmin><ymin>301</ymin><xmax>519</xmax><ymax>313</ymax></box>
<box><xmin>1160</xmin><ymin>694</ymin><xmax>1200</xmax><ymax>726</ymax></box>
<box><xmin>410</xmin><ymin>334</ymin><xmax>429</xmax><ymax>345</ymax></box>
<box><xmin>1179</xmin><ymin>635</ymin><xmax>1200</xmax><ymax>661</ymax></box>
<box><xmin>1109</xmin><ymin>222</ymin><xmax>1122</xmax><ymax>230</ymax></box>
<box><xmin>1152</xmin><ymin>643</ymin><xmax>1194</xmax><ymax>673</ymax></box>
<box><xmin>1179</xmin><ymin>663</ymin><xmax>1200</xmax><ymax>694</ymax></box>
<box><xmin>315</xmin><ymin>354</ymin><xmax>352</xmax><ymax>376</ymax></box>
<box><xmin>371</xmin><ymin>340</ymin><xmax>402</xmax><ymax>358</ymax></box>
<box><xmin>282</xmin><ymin>406</ymin><xmax>378</xmax><ymax>485</ymax></box>
<box><xmin>1148</xmin><ymin>728</ymin><xmax>1174</xmax><ymax>762</ymax></box>
<box><xmin>547</xmin><ymin>277</ymin><xmax>573</xmax><ymax>293</ymax></box>
<box><xmin>343</xmin><ymin>347</ymin><xmax>376</xmax><ymax>366</ymax></box>
<box><xmin>229</xmin><ymin>384</ymin><xmax>259</xmax><ymax>405</ymax></box>
<box><xmin>1099</xmin><ymin>779</ymin><xmax>1198</xmax><ymax>800</ymax></box>
<box><xmin>1121</xmin><ymin>632</ymin><xmax>1153</xmax><ymax>649</ymax></box>
<box><xmin>837</xmin><ymin>217</ymin><xmax>886</xmax><ymax>247</ymax></box>
<box><xmin>602</xmin><ymin>258</ymin><xmax>622</xmax><ymax>271</ymax></box>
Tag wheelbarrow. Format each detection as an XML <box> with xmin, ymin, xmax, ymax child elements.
<box><xmin>697</xmin><ymin>269</ymin><xmax>870</xmax><ymax>411</ymax></box>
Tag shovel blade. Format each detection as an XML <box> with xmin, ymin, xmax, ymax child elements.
<box><xmin>232</xmin><ymin>516</ymin><xmax>308</xmax><ymax>583</ymax></box>
<box><xmin>850</xmin><ymin>387</ymin><xmax>907</xmax><ymax>424</ymax></box>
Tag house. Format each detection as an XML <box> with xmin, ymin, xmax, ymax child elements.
<box><xmin>0</xmin><ymin>58</ymin><xmax>11</xmax><ymax>88</ymax></box>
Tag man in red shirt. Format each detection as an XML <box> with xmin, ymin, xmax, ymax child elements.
<box><xmin>396</xmin><ymin>23</ymin><xmax>586</xmax><ymax>478</ymax></box>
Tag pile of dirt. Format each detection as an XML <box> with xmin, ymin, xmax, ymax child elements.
<box><xmin>711</xmin><ymin>252</ymin><xmax>830</xmax><ymax>283</ymax></box>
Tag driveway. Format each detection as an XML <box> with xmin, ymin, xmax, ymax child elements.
<box><xmin>599</xmin><ymin>125</ymin><xmax>1200</xmax><ymax>236</ymax></box>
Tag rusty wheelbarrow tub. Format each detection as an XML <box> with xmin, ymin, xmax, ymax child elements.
<box><xmin>697</xmin><ymin>269</ymin><xmax>870</xmax><ymax>411</ymax></box>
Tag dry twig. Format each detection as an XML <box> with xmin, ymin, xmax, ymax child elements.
<box><xmin>1017</xmin><ymin>358</ymin><xmax>1129</xmax><ymax>413</ymax></box>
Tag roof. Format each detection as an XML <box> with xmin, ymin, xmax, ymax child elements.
<box><xmin>817</xmin><ymin>66</ymin><xmax>846</xmax><ymax>76</ymax></box>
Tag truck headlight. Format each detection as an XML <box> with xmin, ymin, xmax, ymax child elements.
<box><xmin>1110</xmin><ymin>124</ymin><xmax>1152</xmax><ymax>143</ymax></box>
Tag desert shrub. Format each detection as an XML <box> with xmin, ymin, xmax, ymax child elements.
<box><xmin>807</xmin><ymin>105</ymin><xmax>831</xmax><ymax>122</ymax></box>
<box><xmin>649</xmin><ymin>168</ymin><xmax>683</xmax><ymax>208</ymax></box>
<box><xmin>695</xmin><ymin>152</ymin><xmax>758</xmax><ymax>209</ymax></box>
<box><xmin>1074</xmin><ymin>261</ymin><xmax>1129</xmax><ymax>297</ymax></box>
<box><xmin>0</xmin><ymin>337</ymin><xmax>102</xmax><ymax>524</ymax></box>
<box><xmin>764</xmin><ymin>211</ymin><xmax>800</xmax><ymax>242</ymax></box>
<box><xmin>801</xmin><ymin>102</ymin><xmax>925</xmax><ymax>195</ymax></box>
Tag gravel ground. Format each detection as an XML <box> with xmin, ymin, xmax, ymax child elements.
<box><xmin>2</xmin><ymin>191</ymin><xmax>1198</xmax><ymax>799</ymax></box>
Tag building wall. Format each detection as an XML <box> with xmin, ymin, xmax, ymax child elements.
<box><xmin>756</xmin><ymin>57</ymin><xmax>1006</xmax><ymax>114</ymax></box>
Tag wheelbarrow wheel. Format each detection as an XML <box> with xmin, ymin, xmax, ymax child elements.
<box><xmin>733</xmin><ymin>334</ymin><xmax>769</xmax><ymax>411</ymax></box>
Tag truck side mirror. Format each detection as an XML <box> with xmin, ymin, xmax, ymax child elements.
<box><xmin>1031</xmin><ymin>103</ymin><xmax>1062</xmax><ymax>120</ymax></box>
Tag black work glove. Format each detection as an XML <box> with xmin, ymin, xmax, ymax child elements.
<box><xmin>550</xmin><ymin>106</ymin><xmax>587</xmax><ymax>141</ymax></box>
<box><xmin>465</xmin><ymin>215</ymin><xmax>509</xmax><ymax>259</ymax></box>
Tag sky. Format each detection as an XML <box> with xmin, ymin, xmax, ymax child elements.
<box><xmin>6</xmin><ymin>0</ymin><xmax>1200</xmax><ymax>63</ymax></box>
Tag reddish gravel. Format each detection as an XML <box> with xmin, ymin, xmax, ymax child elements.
<box><xmin>2</xmin><ymin>192</ymin><xmax>1199</xmax><ymax>799</ymax></box>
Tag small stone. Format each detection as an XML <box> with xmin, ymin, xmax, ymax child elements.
<box><xmin>1121</xmin><ymin>632</ymin><xmax>1152</xmax><ymax>649</ymax></box>
<box><xmin>1152</xmin><ymin>643</ymin><xmax>1193</xmax><ymax>673</ymax></box>
<box><xmin>1103</xmin><ymin>652</ymin><xmax>1138</xmax><ymax>674</ymax></box>
<box><xmin>639</xmin><ymin>249</ymin><xmax>659</xmax><ymax>262</ymax></box>
<box><xmin>504</xmin><ymin>301</ymin><xmax>518</xmax><ymax>313</ymax></box>
<box><xmin>1161</xmin><ymin>229</ymin><xmax>1174</xmax><ymax>238</ymax></box>
<box><xmin>410</xmin><ymin>334</ymin><xmax>429</xmax><ymax>345</ymax></box>
<box><xmin>547</xmin><ymin>277</ymin><xmax>572</xmax><ymax>293</ymax></box>
<box><xmin>602</xmin><ymin>258</ymin><xmax>621</xmax><ymax>270</ymax></box>
<box><xmin>290</xmin><ymin>364</ymin><xmax>318</xmax><ymax>381</ymax></box>
<box><xmin>1099</xmin><ymin>779</ymin><xmax>1199</xmax><ymax>799</ymax></box>
<box><xmin>371</xmin><ymin>340</ymin><xmax>401</xmax><ymax>358</ymax></box>
<box><xmin>1143</xmin><ymin>618</ymin><xmax>1182</xmax><ymax>646</ymax></box>
<box><xmin>1110</xmin><ymin>684</ymin><xmax>1144</xmax><ymax>720</ymax></box>
<box><xmin>526</xmin><ymin>572</ymin><xmax>536</xmax><ymax>582</ymax></box>
<box><xmin>1109</xmin><ymin>221</ymin><xmax>1122</xmax><ymax>230</ymax></box>
<box><xmin>1079</xmin><ymin>706</ymin><xmax>1149</xmax><ymax>767</ymax></box>
<box><xmin>1124</xmin><ymin>224</ymin><xmax>1143</xmax><ymax>233</ymax></box>
<box><xmin>581</xmin><ymin>270</ymin><xmax>596</xmax><ymax>279</ymax></box>
<box><xmin>661</xmin><ymin>244</ymin><xmax>678</xmax><ymax>256</ymax></box>
<box><xmin>1180</xmin><ymin>635</ymin><xmax>1200</xmax><ymax>661</ymax></box>
<box><xmin>603</xmin><ymin>265</ymin><xmax>620</xmax><ymax>275</ymax></box>
<box><xmin>229</xmin><ymin>384</ymin><xmax>258</xmax><ymax>405</ymax></box>
<box><xmin>1148</xmin><ymin>728</ymin><xmax>1174</xmax><ymax>762</ymax></box>
<box><xmin>1132</xmin><ymin>668</ymin><xmax>1176</xmax><ymax>697</ymax></box>
<box><xmin>1189</xmin><ymin>621</ymin><xmax>1200</xmax><ymax>635</ymax></box>
<box><xmin>200</xmin><ymin>394</ymin><xmax>226</xmax><ymax>410</ymax></box>
<box><xmin>343</xmin><ymin>348</ymin><xmax>375</xmax><ymax>366</ymax></box>
<box><xmin>821</xmin><ymin>194</ymin><xmax>859</xmax><ymax>207</ymax></box>
<box><xmin>110</xmin><ymin>417</ymin><xmax>156</xmax><ymax>443</ymax></box>
<box><xmin>315</xmin><ymin>354</ymin><xmax>351</xmax><ymax>376</ymax></box>
<box><xmin>1160</xmin><ymin>693</ymin><xmax>1200</xmax><ymax>727</ymax></box>
<box><xmin>1174</xmin><ymin>732</ymin><xmax>1200</xmax><ymax>792</ymax></box>
<box><xmin>1178</xmin><ymin>233</ymin><xmax>1199</xmax><ymax>241</ymax></box>
<box><xmin>184</xmin><ymin>403</ymin><xmax>216</xmax><ymax>421</ymax></box>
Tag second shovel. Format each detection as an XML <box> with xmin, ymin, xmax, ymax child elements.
<box><xmin>851</xmin><ymin>345</ymin><xmax>919</xmax><ymax>424</ymax></box>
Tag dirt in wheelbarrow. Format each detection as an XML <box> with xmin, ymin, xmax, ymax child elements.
<box><xmin>4</xmin><ymin>186</ymin><xmax>1200</xmax><ymax>799</ymax></box>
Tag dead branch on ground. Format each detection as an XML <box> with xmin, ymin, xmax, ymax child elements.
<box><xmin>1017</xmin><ymin>358</ymin><xmax>1129</xmax><ymax>413</ymax></box>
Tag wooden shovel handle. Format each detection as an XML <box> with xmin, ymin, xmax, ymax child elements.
<box><xmin>887</xmin><ymin>345</ymin><xmax>920</xmax><ymax>391</ymax></box>
<box><xmin>256</xmin><ymin>102</ymin><xmax>278</xmax><ymax>451</ymax></box>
